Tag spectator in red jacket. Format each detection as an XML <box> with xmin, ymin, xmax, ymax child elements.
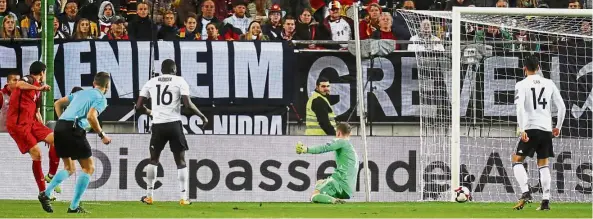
<box><xmin>372</xmin><ymin>12</ymin><xmax>399</xmax><ymax>50</ymax></box>
<box><xmin>359</xmin><ymin>3</ymin><xmax>381</xmax><ymax>40</ymax></box>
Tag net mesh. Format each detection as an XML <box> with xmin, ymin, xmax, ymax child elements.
<box><xmin>399</xmin><ymin>9</ymin><xmax>592</xmax><ymax>202</ymax></box>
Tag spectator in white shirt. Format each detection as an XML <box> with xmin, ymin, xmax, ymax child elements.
<box><xmin>408</xmin><ymin>19</ymin><xmax>445</xmax><ymax>52</ymax></box>
<box><xmin>223</xmin><ymin>1</ymin><xmax>252</xmax><ymax>35</ymax></box>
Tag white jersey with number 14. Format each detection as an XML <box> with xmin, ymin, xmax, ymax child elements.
<box><xmin>514</xmin><ymin>75</ymin><xmax>566</xmax><ymax>132</ymax></box>
<box><xmin>140</xmin><ymin>75</ymin><xmax>190</xmax><ymax>124</ymax></box>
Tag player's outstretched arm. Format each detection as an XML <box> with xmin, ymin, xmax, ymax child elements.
<box><xmin>305</xmin><ymin>141</ymin><xmax>343</xmax><ymax>154</ymax></box>
<box><xmin>134</xmin><ymin>96</ymin><xmax>152</xmax><ymax>116</ymax></box>
<box><xmin>182</xmin><ymin>95</ymin><xmax>207</xmax><ymax>126</ymax></box>
<box><xmin>15</xmin><ymin>81</ymin><xmax>48</xmax><ymax>91</ymax></box>
<box><xmin>514</xmin><ymin>83</ymin><xmax>526</xmax><ymax>133</ymax></box>
<box><xmin>88</xmin><ymin>108</ymin><xmax>111</xmax><ymax>145</ymax></box>
<box><xmin>54</xmin><ymin>96</ymin><xmax>71</xmax><ymax>118</ymax></box>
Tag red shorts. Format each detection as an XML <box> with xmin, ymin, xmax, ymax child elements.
<box><xmin>7</xmin><ymin>121</ymin><xmax>52</xmax><ymax>154</ymax></box>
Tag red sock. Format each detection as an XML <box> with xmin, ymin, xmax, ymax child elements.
<box><xmin>32</xmin><ymin>160</ymin><xmax>46</xmax><ymax>192</ymax></box>
<box><xmin>48</xmin><ymin>145</ymin><xmax>59</xmax><ymax>176</ymax></box>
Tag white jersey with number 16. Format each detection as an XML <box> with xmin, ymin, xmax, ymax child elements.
<box><xmin>140</xmin><ymin>75</ymin><xmax>190</xmax><ymax>124</ymax></box>
<box><xmin>514</xmin><ymin>75</ymin><xmax>566</xmax><ymax>132</ymax></box>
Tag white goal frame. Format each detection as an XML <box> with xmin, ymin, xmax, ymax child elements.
<box><xmin>450</xmin><ymin>7</ymin><xmax>593</xmax><ymax>202</ymax></box>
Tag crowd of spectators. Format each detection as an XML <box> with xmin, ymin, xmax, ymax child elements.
<box><xmin>0</xmin><ymin>0</ymin><xmax>590</xmax><ymax>51</ymax></box>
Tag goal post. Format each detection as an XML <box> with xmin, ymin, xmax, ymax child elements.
<box><xmin>41</xmin><ymin>0</ymin><xmax>55</xmax><ymax>122</ymax></box>
<box><xmin>400</xmin><ymin>7</ymin><xmax>592</xmax><ymax>202</ymax></box>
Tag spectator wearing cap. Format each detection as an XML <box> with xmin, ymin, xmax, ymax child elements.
<box><xmin>247</xmin><ymin>0</ymin><xmax>271</xmax><ymax>23</ymax></box>
<box><xmin>128</xmin><ymin>2</ymin><xmax>157</xmax><ymax>40</ymax></box>
<box><xmin>223</xmin><ymin>1</ymin><xmax>252</xmax><ymax>34</ymax></box>
<box><xmin>195</xmin><ymin>0</ymin><xmax>220</xmax><ymax>40</ymax></box>
<box><xmin>103</xmin><ymin>15</ymin><xmax>129</xmax><ymax>40</ymax></box>
<box><xmin>19</xmin><ymin>0</ymin><xmax>40</xmax><ymax>38</ymax></box>
<box><xmin>360</xmin><ymin>3</ymin><xmax>381</xmax><ymax>40</ymax></box>
<box><xmin>98</xmin><ymin>1</ymin><xmax>115</xmax><ymax>38</ymax></box>
<box><xmin>318</xmin><ymin>1</ymin><xmax>354</xmax><ymax>48</ymax></box>
<box><xmin>53</xmin><ymin>17</ymin><xmax>68</xmax><ymax>39</ymax></box>
<box><xmin>240</xmin><ymin>20</ymin><xmax>269</xmax><ymax>40</ymax></box>
<box><xmin>158</xmin><ymin>11</ymin><xmax>179</xmax><ymax>40</ymax></box>
<box><xmin>261</xmin><ymin>3</ymin><xmax>283</xmax><ymax>40</ymax></box>
<box><xmin>178</xmin><ymin>12</ymin><xmax>201</xmax><ymax>40</ymax></box>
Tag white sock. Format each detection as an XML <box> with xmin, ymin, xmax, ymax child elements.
<box><xmin>539</xmin><ymin>165</ymin><xmax>551</xmax><ymax>200</ymax></box>
<box><xmin>177</xmin><ymin>167</ymin><xmax>188</xmax><ymax>200</ymax></box>
<box><xmin>513</xmin><ymin>163</ymin><xmax>530</xmax><ymax>193</ymax></box>
<box><xmin>146</xmin><ymin>164</ymin><xmax>158</xmax><ymax>198</ymax></box>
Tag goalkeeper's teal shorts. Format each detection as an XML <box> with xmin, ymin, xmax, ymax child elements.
<box><xmin>315</xmin><ymin>177</ymin><xmax>349</xmax><ymax>199</ymax></box>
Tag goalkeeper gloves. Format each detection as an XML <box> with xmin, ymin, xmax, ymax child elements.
<box><xmin>296</xmin><ymin>141</ymin><xmax>308</xmax><ymax>154</ymax></box>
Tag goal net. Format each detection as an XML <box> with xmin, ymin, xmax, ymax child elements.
<box><xmin>399</xmin><ymin>8</ymin><xmax>592</xmax><ymax>202</ymax></box>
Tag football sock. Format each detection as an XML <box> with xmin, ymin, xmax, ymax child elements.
<box><xmin>48</xmin><ymin>145</ymin><xmax>59</xmax><ymax>176</ymax></box>
<box><xmin>45</xmin><ymin>169</ymin><xmax>70</xmax><ymax>197</ymax></box>
<box><xmin>146</xmin><ymin>164</ymin><xmax>157</xmax><ymax>198</ymax></box>
<box><xmin>311</xmin><ymin>194</ymin><xmax>335</xmax><ymax>204</ymax></box>
<box><xmin>539</xmin><ymin>165</ymin><xmax>551</xmax><ymax>200</ymax></box>
<box><xmin>69</xmin><ymin>172</ymin><xmax>90</xmax><ymax>210</ymax></box>
<box><xmin>32</xmin><ymin>160</ymin><xmax>46</xmax><ymax>192</ymax></box>
<box><xmin>513</xmin><ymin>163</ymin><xmax>530</xmax><ymax>193</ymax></box>
<box><xmin>177</xmin><ymin>167</ymin><xmax>188</xmax><ymax>200</ymax></box>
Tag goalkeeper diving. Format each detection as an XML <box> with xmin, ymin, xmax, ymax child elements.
<box><xmin>296</xmin><ymin>122</ymin><xmax>358</xmax><ymax>204</ymax></box>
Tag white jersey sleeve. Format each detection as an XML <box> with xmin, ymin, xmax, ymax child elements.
<box><xmin>550</xmin><ymin>81</ymin><xmax>566</xmax><ymax>130</ymax></box>
<box><xmin>142</xmin><ymin>75</ymin><xmax>187</xmax><ymax>124</ymax></box>
<box><xmin>515</xmin><ymin>75</ymin><xmax>565</xmax><ymax>132</ymax></box>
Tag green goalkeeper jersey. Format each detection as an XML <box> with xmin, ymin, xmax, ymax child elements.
<box><xmin>307</xmin><ymin>138</ymin><xmax>359</xmax><ymax>198</ymax></box>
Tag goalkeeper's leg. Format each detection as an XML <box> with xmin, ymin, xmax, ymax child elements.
<box><xmin>310</xmin><ymin>178</ymin><xmax>345</xmax><ymax>204</ymax></box>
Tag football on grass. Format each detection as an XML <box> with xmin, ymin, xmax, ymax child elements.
<box><xmin>454</xmin><ymin>186</ymin><xmax>471</xmax><ymax>203</ymax></box>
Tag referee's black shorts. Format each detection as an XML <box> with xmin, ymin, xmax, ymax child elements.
<box><xmin>54</xmin><ymin>120</ymin><xmax>92</xmax><ymax>160</ymax></box>
<box><xmin>150</xmin><ymin>121</ymin><xmax>188</xmax><ymax>153</ymax></box>
<box><xmin>515</xmin><ymin>129</ymin><xmax>554</xmax><ymax>159</ymax></box>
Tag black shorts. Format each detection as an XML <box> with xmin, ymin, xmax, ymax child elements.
<box><xmin>54</xmin><ymin>120</ymin><xmax>92</xmax><ymax>160</ymax></box>
<box><xmin>150</xmin><ymin>121</ymin><xmax>188</xmax><ymax>153</ymax></box>
<box><xmin>516</xmin><ymin>129</ymin><xmax>554</xmax><ymax>159</ymax></box>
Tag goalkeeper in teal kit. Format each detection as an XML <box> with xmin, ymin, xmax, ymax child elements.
<box><xmin>296</xmin><ymin>123</ymin><xmax>358</xmax><ymax>204</ymax></box>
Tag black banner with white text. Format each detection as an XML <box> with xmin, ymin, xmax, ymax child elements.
<box><xmin>0</xmin><ymin>40</ymin><xmax>294</xmax><ymax>134</ymax></box>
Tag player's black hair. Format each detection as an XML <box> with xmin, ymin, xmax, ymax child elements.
<box><xmin>161</xmin><ymin>59</ymin><xmax>177</xmax><ymax>75</ymax></box>
<box><xmin>29</xmin><ymin>61</ymin><xmax>46</xmax><ymax>75</ymax></box>
<box><xmin>94</xmin><ymin>72</ymin><xmax>111</xmax><ymax>88</ymax></box>
<box><xmin>7</xmin><ymin>72</ymin><xmax>20</xmax><ymax>78</ymax></box>
<box><xmin>523</xmin><ymin>56</ymin><xmax>540</xmax><ymax>72</ymax></box>
<box><xmin>316</xmin><ymin>77</ymin><xmax>329</xmax><ymax>86</ymax></box>
<box><xmin>336</xmin><ymin>122</ymin><xmax>352</xmax><ymax>135</ymax></box>
<box><xmin>71</xmin><ymin>86</ymin><xmax>83</xmax><ymax>94</ymax></box>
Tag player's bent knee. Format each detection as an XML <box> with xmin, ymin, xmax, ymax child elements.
<box><xmin>28</xmin><ymin>147</ymin><xmax>42</xmax><ymax>161</ymax></box>
<box><xmin>44</xmin><ymin>133</ymin><xmax>54</xmax><ymax>145</ymax></box>
<box><xmin>82</xmin><ymin>165</ymin><xmax>95</xmax><ymax>175</ymax></box>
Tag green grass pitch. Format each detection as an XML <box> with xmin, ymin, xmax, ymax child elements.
<box><xmin>0</xmin><ymin>200</ymin><xmax>591</xmax><ymax>218</ymax></box>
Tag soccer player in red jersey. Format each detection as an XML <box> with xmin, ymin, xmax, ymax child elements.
<box><xmin>6</xmin><ymin>61</ymin><xmax>60</xmax><ymax>197</ymax></box>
